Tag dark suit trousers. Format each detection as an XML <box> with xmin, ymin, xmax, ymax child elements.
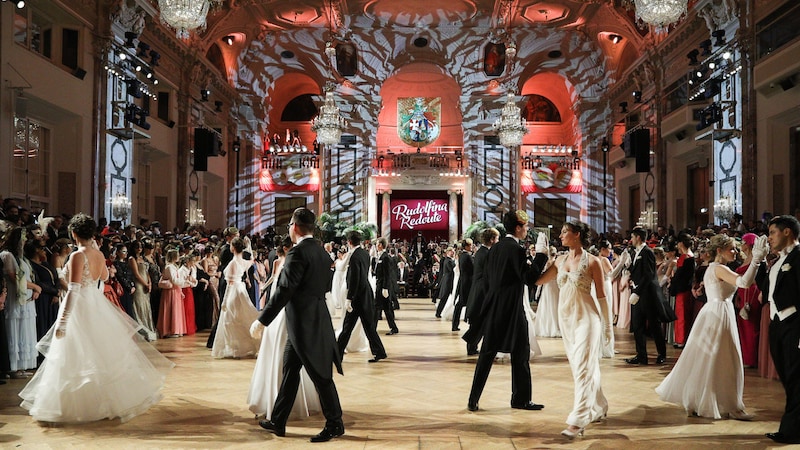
<box><xmin>462</xmin><ymin>315</ymin><xmax>484</xmax><ymax>352</ymax></box>
<box><xmin>271</xmin><ymin>340</ymin><xmax>343</xmax><ymax>429</ymax></box>
<box><xmin>435</xmin><ymin>292</ymin><xmax>449</xmax><ymax>316</ymax></box>
<box><xmin>631</xmin><ymin>301</ymin><xmax>666</xmax><ymax>360</ymax></box>
<box><xmin>468</xmin><ymin>338</ymin><xmax>531</xmax><ymax>406</ymax></box>
<box><xmin>375</xmin><ymin>294</ymin><xmax>398</xmax><ymax>332</ymax></box>
<box><xmin>337</xmin><ymin>307</ymin><xmax>386</xmax><ymax>358</ymax></box>
<box><xmin>770</xmin><ymin>313</ymin><xmax>800</xmax><ymax>437</ymax></box>
<box><xmin>451</xmin><ymin>297</ymin><xmax>464</xmax><ymax>330</ymax></box>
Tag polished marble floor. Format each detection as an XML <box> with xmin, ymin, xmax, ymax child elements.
<box><xmin>0</xmin><ymin>297</ymin><xmax>794</xmax><ymax>449</ymax></box>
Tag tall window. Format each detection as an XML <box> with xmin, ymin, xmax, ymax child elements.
<box><xmin>12</xmin><ymin>117</ymin><xmax>51</xmax><ymax>202</ymax></box>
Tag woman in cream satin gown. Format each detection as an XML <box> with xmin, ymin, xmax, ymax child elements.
<box><xmin>538</xmin><ymin>221</ymin><xmax>612</xmax><ymax>439</ymax></box>
<box><xmin>247</xmin><ymin>240</ymin><xmax>320</xmax><ymax>419</ymax></box>
<box><xmin>656</xmin><ymin>234</ymin><xmax>763</xmax><ymax>420</ymax></box>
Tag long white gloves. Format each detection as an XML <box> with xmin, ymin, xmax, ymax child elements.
<box><xmin>751</xmin><ymin>235</ymin><xmax>769</xmax><ymax>263</ymax></box>
<box><xmin>345</xmin><ymin>299</ymin><xmax>353</xmax><ymax>313</ymax></box>
<box><xmin>629</xmin><ymin>293</ymin><xmax>640</xmax><ymax>305</ymax></box>
<box><xmin>381</xmin><ymin>288</ymin><xmax>389</xmax><ymax>298</ymax></box>
<box><xmin>535</xmin><ymin>233</ymin><xmax>548</xmax><ymax>253</ymax></box>
<box><xmin>250</xmin><ymin>320</ymin><xmax>264</xmax><ymax>340</ymax></box>
<box><xmin>619</xmin><ymin>250</ymin><xmax>632</xmax><ymax>268</ymax></box>
<box><xmin>597</xmin><ymin>297</ymin><xmax>613</xmax><ymax>345</ymax></box>
<box><xmin>55</xmin><ymin>282</ymin><xmax>81</xmax><ymax>338</ymax></box>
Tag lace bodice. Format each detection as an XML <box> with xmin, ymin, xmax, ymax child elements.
<box><xmin>702</xmin><ymin>262</ymin><xmax>737</xmax><ymax>303</ymax></box>
<box><xmin>62</xmin><ymin>252</ymin><xmax>103</xmax><ymax>288</ymax></box>
<box><xmin>557</xmin><ymin>251</ymin><xmax>593</xmax><ymax>293</ymax></box>
<box><xmin>224</xmin><ymin>255</ymin><xmax>248</xmax><ymax>283</ymax></box>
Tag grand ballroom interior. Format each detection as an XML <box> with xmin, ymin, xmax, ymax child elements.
<box><xmin>1</xmin><ymin>0</ymin><xmax>798</xmax><ymax>237</ymax></box>
<box><xmin>1</xmin><ymin>0</ymin><xmax>800</xmax><ymax>448</ymax></box>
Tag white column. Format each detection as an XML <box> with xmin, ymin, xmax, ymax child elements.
<box><xmin>448</xmin><ymin>189</ymin><xmax>458</xmax><ymax>242</ymax></box>
<box><xmin>382</xmin><ymin>190</ymin><xmax>391</xmax><ymax>239</ymax></box>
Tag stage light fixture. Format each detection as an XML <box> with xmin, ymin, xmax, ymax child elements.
<box><xmin>214</xmin><ymin>100</ymin><xmax>223</xmax><ymax>112</ymax></box>
<box><xmin>608</xmin><ymin>34</ymin><xmax>622</xmax><ymax>44</ymax></box>
<box><xmin>632</xmin><ymin>90</ymin><xmax>643</xmax><ymax>103</ymax></box>
<box><xmin>686</xmin><ymin>49</ymin><xmax>699</xmax><ymax>65</ymax></box>
<box><xmin>619</xmin><ymin>101</ymin><xmax>628</xmax><ymax>113</ymax></box>
<box><xmin>137</xmin><ymin>41</ymin><xmax>150</xmax><ymax>59</ymax></box>
<box><xmin>712</xmin><ymin>30</ymin><xmax>726</xmax><ymax>47</ymax></box>
<box><xmin>149</xmin><ymin>50</ymin><xmax>161</xmax><ymax>67</ymax></box>
<box><xmin>124</xmin><ymin>32</ymin><xmax>137</xmax><ymax>48</ymax></box>
<box><xmin>200</xmin><ymin>88</ymin><xmax>210</xmax><ymax>102</ymax></box>
<box><xmin>699</xmin><ymin>39</ymin><xmax>712</xmax><ymax>56</ymax></box>
<box><xmin>223</xmin><ymin>35</ymin><xmax>234</xmax><ymax>45</ymax></box>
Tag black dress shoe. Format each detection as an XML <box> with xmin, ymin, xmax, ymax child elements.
<box><xmin>435</xmin><ymin>314</ymin><xmax>441</xmax><ymax>318</ymax></box>
<box><xmin>766</xmin><ymin>432</ymin><xmax>800</xmax><ymax>444</ymax></box>
<box><xmin>258</xmin><ymin>420</ymin><xmax>285</xmax><ymax>437</ymax></box>
<box><xmin>511</xmin><ymin>401</ymin><xmax>545</xmax><ymax>410</ymax></box>
<box><xmin>310</xmin><ymin>425</ymin><xmax>344</xmax><ymax>443</ymax></box>
<box><xmin>467</xmin><ymin>348</ymin><xmax>479</xmax><ymax>356</ymax></box>
<box><xmin>452</xmin><ymin>327</ymin><xmax>460</xmax><ymax>331</ymax></box>
<box><xmin>625</xmin><ymin>356</ymin><xmax>649</xmax><ymax>365</ymax></box>
<box><xmin>656</xmin><ymin>355</ymin><xmax>667</xmax><ymax>364</ymax></box>
<box><xmin>468</xmin><ymin>402</ymin><xmax>479</xmax><ymax>411</ymax></box>
<box><xmin>368</xmin><ymin>354</ymin><xmax>387</xmax><ymax>363</ymax></box>
<box><xmin>386</xmin><ymin>329</ymin><xmax>398</xmax><ymax>335</ymax></box>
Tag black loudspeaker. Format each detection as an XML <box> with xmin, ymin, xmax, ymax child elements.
<box><xmin>193</xmin><ymin>149</ymin><xmax>208</xmax><ymax>171</ymax></box>
<box><xmin>73</xmin><ymin>67</ymin><xmax>87</xmax><ymax>80</ymax></box>
<box><xmin>194</xmin><ymin>128</ymin><xmax>219</xmax><ymax>156</ymax></box>
<box><xmin>633</xmin><ymin>128</ymin><xmax>651</xmax><ymax>173</ymax></box>
<box><xmin>623</xmin><ymin>133</ymin><xmax>634</xmax><ymax>157</ymax></box>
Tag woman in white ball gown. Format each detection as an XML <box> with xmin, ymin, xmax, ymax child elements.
<box><xmin>19</xmin><ymin>213</ymin><xmax>173</xmax><ymax>423</ymax></box>
<box><xmin>655</xmin><ymin>233</ymin><xmax>766</xmax><ymax>420</ymax></box>
<box><xmin>247</xmin><ymin>237</ymin><xmax>320</xmax><ymax>419</ymax></box>
<box><xmin>211</xmin><ymin>237</ymin><xmax>260</xmax><ymax>359</ymax></box>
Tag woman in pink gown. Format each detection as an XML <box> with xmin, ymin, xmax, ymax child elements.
<box><xmin>156</xmin><ymin>248</ymin><xmax>187</xmax><ymax>337</ymax></box>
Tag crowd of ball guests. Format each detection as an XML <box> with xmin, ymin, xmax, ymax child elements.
<box><xmin>1</xmin><ymin>193</ymin><xmax>793</xmax><ymax>383</ymax></box>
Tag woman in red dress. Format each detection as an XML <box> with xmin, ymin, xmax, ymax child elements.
<box><xmin>669</xmin><ymin>233</ymin><xmax>695</xmax><ymax>348</ymax></box>
<box><xmin>179</xmin><ymin>252</ymin><xmax>198</xmax><ymax>335</ymax></box>
<box><xmin>735</xmin><ymin>233</ymin><xmax>762</xmax><ymax>368</ymax></box>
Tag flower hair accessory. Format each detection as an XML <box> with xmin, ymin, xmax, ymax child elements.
<box><xmin>515</xmin><ymin>210</ymin><xmax>529</xmax><ymax>225</ymax></box>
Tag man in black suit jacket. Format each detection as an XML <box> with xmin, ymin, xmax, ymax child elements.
<box><xmin>463</xmin><ymin>227</ymin><xmax>500</xmax><ymax>355</ymax></box>
<box><xmin>337</xmin><ymin>230</ymin><xmax>387</xmax><ymax>363</ymax></box>
<box><xmin>757</xmin><ymin>215</ymin><xmax>800</xmax><ymax>444</ymax></box>
<box><xmin>625</xmin><ymin>226</ymin><xmax>667</xmax><ymax>365</ymax></box>
<box><xmin>467</xmin><ymin>211</ymin><xmax>548</xmax><ymax>412</ymax></box>
<box><xmin>435</xmin><ymin>247</ymin><xmax>456</xmax><ymax>317</ymax></box>
<box><xmin>251</xmin><ymin>208</ymin><xmax>344</xmax><ymax>443</ymax></box>
<box><xmin>451</xmin><ymin>238</ymin><xmax>474</xmax><ymax>332</ymax></box>
<box><xmin>374</xmin><ymin>238</ymin><xmax>399</xmax><ymax>335</ymax></box>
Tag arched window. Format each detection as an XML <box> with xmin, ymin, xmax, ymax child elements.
<box><xmin>281</xmin><ymin>94</ymin><xmax>318</xmax><ymax>121</ymax></box>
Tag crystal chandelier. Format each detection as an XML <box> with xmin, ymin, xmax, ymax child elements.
<box><xmin>109</xmin><ymin>193</ymin><xmax>132</xmax><ymax>222</ymax></box>
<box><xmin>157</xmin><ymin>0</ymin><xmax>211</xmax><ymax>39</ymax></box>
<box><xmin>493</xmin><ymin>92</ymin><xmax>528</xmax><ymax>148</ymax></box>
<box><xmin>632</xmin><ymin>0</ymin><xmax>687</xmax><ymax>28</ymax></box>
<box><xmin>311</xmin><ymin>90</ymin><xmax>347</xmax><ymax>146</ymax></box>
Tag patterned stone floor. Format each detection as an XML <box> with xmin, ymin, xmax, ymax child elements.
<box><xmin>0</xmin><ymin>297</ymin><xmax>792</xmax><ymax>449</ymax></box>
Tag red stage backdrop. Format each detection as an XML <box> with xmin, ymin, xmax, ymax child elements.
<box><xmin>390</xmin><ymin>199</ymin><xmax>449</xmax><ymax>232</ymax></box>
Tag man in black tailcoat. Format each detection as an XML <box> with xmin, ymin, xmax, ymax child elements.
<box><xmin>435</xmin><ymin>247</ymin><xmax>456</xmax><ymax>317</ymax></box>
<box><xmin>462</xmin><ymin>227</ymin><xmax>500</xmax><ymax>355</ymax></box>
<box><xmin>251</xmin><ymin>208</ymin><xmax>344</xmax><ymax>443</ymax></box>
<box><xmin>451</xmin><ymin>238</ymin><xmax>474</xmax><ymax>332</ymax></box>
<box><xmin>374</xmin><ymin>238</ymin><xmax>399</xmax><ymax>335</ymax></box>
<box><xmin>337</xmin><ymin>230</ymin><xmax>388</xmax><ymax>363</ymax></box>
<box><xmin>757</xmin><ymin>215</ymin><xmax>800</xmax><ymax>444</ymax></box>
<box><xmin>625</xmin><ymin>226</ymin><xmax>672</xmax><ymax>365</ymax></box>
<box><xmin>467</xmin><ymin>211</ymin><xmax>548</xmax><ymax>412</ymax></box>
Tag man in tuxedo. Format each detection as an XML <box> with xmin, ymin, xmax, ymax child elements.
<box><xmin>462</xmin><ymin>227</ymin><xmax>499</xmax><ymax>355</ymax></box>
<box><xmin>757</xmin><ymin>215</ymin><xmax>800</xmax><ymax>444</ymax></box>
<box><xmin>625</xmin><ymin>226</ymin><xmax>668</xmax><ymax>365</ymax></box>
<box><xmin>467</xmin><ymin>211</ymin><xmax>549</xmax><ymax>412</ymax></box>
<box><xmin>435</xmin><ymin>247</ymin><xmax>456</xmax><ymax>317</ymax></box>
<box><xmin>251</xmin><ymin>208</ymin><xmax>344</xmax><ymax>443</ymax></box>
<box><xmin>451</xmin><ymin>238</ymin><xmax>474</xmax><ymax>332</ymax></box>
<box><xmin>374</xmin><ymin>238</ymin><xmax>399</xmax><ymax>335</ymax></box>
<box><xmin>337</xmin><ymin>230</ymin><xmax>387</xmax><ymax>363</ymax></box>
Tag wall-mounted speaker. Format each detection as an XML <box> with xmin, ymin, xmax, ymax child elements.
<box><xmin>73</xmin><ymin>67</ymin><xmax>87</xmax><ymax>80</ymax></box>
<box><xmin>675</xmin><ymin>130</ymin><xmax>687</xmax><ymax>141</ymax></box>
<box><xmin>633</xmin><ymin>128</ymin><xmax>651</xmax><ymax>173</ymax></box>
<box><xmin>194</xmin><ymin>128</ymin><xmax>219</xmax><ymax>157</ymax></box>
